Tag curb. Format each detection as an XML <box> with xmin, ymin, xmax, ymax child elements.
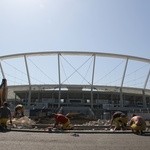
<box><xmin>9</xmin><ymin>129</ymin><xmax>150</xmax><ymax>134</ymax></box>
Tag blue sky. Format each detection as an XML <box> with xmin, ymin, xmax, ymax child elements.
<box><xmin>0</xmin><ymin>0</ymin><xmax>150</xmax><ymax>89</ymax></box>
<box><xmin>0</xmin><ymin>0</ymin><xmax>150</xmax><ymax>58</ymax></box>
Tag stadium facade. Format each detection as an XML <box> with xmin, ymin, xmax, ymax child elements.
<box><xmin>0</xmin><ymin>51</ymin><xmax>150</xmax><ymax>118</ymax></box>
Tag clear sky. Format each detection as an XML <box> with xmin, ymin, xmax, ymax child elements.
<box><xmin>0</xmin><ymin>0</ymin><xmax>150</xmax><ymax>90</ymax></box>
<box><xmin>0</xmin><ymin>0</ymin><xmax>150</xmax><ymax>58</ymax></box>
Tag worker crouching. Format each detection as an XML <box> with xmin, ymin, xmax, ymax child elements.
<box><xmin>51</xmin><ymin>113</ymin><xmax>74</xmax><ymax>130</ymax></box>
<box><xmin>129</xmin><ymin>114</ymin><xmax>146</xmax><ymax>135</ymax></box>
<box><xmin>14</xmin><ymin>104</ymin><xmax>24</xmax><ymax>118</ymax></box>
<box><xmin>110</xmin><ymin>111</ymin><xmax>128</xmax><ymax>131</ymax></box>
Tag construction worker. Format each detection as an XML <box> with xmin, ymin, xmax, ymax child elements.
<box><xmin>110</xmin><ymin>111</ymin><xmax>128</xmax><ymax>131</ymax></box>
<box><xmin>51</xmin><ymin>113</ymin><xmax>74</xmax><ymax>130</ymax></box>
<box><xmin>14</xmin><ymin>104</ymin><xmax>24</xmax><ymax>118</ymax></box>
<box><xmin>129</xmin><ymin>114</ymin><xmax>146</xmax><ymax>135</ymax></box>
<box><xmin>0</xmin><ymin>78</ymin><xmax>8</xmax><ymax>107</ymax></box>
<box><xmin>0</xmin><ymin>102</ymin><xmax>12</xmax><ymax>131</ymax></box>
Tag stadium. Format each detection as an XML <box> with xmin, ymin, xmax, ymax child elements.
<box><xmin>0</xmin><ymin>51</ymin><xmax>150</xmax><ymax>119</ymax></box>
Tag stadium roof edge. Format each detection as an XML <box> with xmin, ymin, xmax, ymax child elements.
<box><xmin>8</xmin><ymin>84</ymin><xmax>150</xmax><ymax>93</ymax></box>
<box><xmin>0</xmin><ymin>51</ymin><xmax>150</xmax><ymax>63</ymax></box>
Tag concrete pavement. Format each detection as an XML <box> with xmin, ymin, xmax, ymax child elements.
<box><xmin>0</xmin><ymin>131</ymin><xmax>150</xmax><ymax>150</ymax></box>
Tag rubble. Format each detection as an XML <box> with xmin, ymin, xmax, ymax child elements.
<box><xmin>7</xmin><ymin>116</ymin><xmax>36</xmax><ymax>129</ymax></box>
<box><xmin>82</xmin><ymin>119</ymin><xmax>111</xmax><ymax>126</ymax></box>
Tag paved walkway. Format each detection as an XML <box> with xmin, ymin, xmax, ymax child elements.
<box><xmin>0</xmin><ymin>131</ymin><xmax>150</xmax><ymax>150</ymax></box>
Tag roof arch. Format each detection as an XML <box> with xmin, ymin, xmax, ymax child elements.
<box><xmin>0</xmin><ymin>51</ymin><xmax>150</xmax><ymax>91</ymax></box>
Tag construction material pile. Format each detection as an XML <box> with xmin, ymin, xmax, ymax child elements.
<box><xmin>82</xmin><ymin>119</ymin><xmax>111</xmax><ymax>126</ymax></box>
<box><xmin>7</xmin><ymin>116</ymin><xmax>36</xmax><ymax>129</ymax></box>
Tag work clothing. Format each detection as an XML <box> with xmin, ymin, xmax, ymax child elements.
<box><xmin>54</xmin><ymin>114</ymin><xmax>73</xmax><ymax>130</ymax></box>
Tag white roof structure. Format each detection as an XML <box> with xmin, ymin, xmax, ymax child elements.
<box><xmin>0</xmin><ymin>51</ymin><xmax>150</xmax><ymax>107</ymax></box>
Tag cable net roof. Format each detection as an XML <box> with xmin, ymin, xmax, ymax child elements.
<box><xmin>0</xmin><ymin>51</ymin><xmax>150</xmax><ymax>90</ymax></box>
